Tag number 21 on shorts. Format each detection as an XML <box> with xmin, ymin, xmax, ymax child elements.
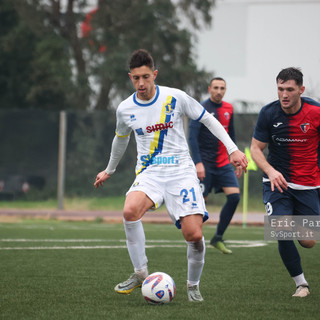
<box><xmin>180</xmin><ymin>187</ymin><xmax>196</xmax><ymax>203</ymax></box>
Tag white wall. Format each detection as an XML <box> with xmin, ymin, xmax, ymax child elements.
<box><xmin>197</xmin><ymin>0</ymin><xmax>320</xmax><ymax>107</ymax></box>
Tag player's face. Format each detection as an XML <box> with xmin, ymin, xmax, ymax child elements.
<box><xmin>129</xmin><ymin>66</ymin><xmax>158</xmax><ymax>101</ymax></box>
<box><xmin>208</xmin><ymin>80</ymin><xmax>226</xmax><ymax>104</ymax></box>
<box><xmin>277</xmin><ymin>80</ymin><xmax>305</xmax><ymax>114</ymax></box>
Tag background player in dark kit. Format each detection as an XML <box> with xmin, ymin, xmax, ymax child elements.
<box><xmin>189</xmin><ymin>77</ymin><xmax>242</xmax><ymax>254</ymax></box>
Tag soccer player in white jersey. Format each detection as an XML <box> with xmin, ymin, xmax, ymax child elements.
<box><xmin>94</xmin><ymin>49</ymin><xmax>248</xmax><ymax>302</ymax></box>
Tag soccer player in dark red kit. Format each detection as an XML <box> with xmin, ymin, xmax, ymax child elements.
<box><xmin>251</xmin><ymin>67</ymin><xmax>320</xmax><ymax>298</ymax></box>
<box><xmin>189</xmin><ymin>77</ymin><xmax>242</xmax><ymax>254</ymax></box>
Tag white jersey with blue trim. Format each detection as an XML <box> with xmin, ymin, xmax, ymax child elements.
<box><xmin>115</xmin><ymin>85</ymin><xmax>205</xmax><ymax>176</ymax></box>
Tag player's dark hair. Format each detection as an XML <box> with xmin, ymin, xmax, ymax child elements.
<box><xmin>129</xmin><ymin>49</ymin><xmax>154</xmax><ymax>70</ymax></box>
<box><xmin>276</xmin><ymin>67</ymin><xmax>303</xmax><ymax>86</ymax></box>
<box><xmin>209</xmin><ymin>77</ymin><xmax>226</xmax><ymax>86</ymax></box>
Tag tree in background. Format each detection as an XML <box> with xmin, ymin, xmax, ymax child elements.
<box><xmin>0</xmin><ymin>0</ymin><xmax>215</xmax><ymax>110</ymax></box>
<box><xmin>0</xmin><ymin>0</ymin><xmax>81</xmax><ymax>110</ymax></box>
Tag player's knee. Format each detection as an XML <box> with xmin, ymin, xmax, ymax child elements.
<box><xmin>186</xmin><ymin>230</ymin><xmax>203</xmax><ymax>243</ymax></box>
<box><xmin>123</xmin><ymin>204</ymin><xmax>140</xmax><ymax>221</ymax></box>
<box><xmin>181</xmin><ymin>214</ymin><xmax>203</xmax><ymax>241</ymax></box>
<box><xmin>299</xmin><ymin>240</ymin><xmax>316</xmax><ymax>248</ymax></box>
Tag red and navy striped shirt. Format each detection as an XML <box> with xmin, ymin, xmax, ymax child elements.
<box><xmin>189</xmin><ymin>99</ymin><xmax>235</xmax><ymax>168</ymax></box>
<box><xmin>253</xmin><ymin>97</ymin><xmax>320</xmax><ymax>187</ymax></box>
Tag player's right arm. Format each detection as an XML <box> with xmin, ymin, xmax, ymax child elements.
<box><xmin>94</xmin><ymin>134</ymin><xmax>130</xmax><ymax>188</ymax></box>
<box><xmin>94</xmin><ymin>106</ymin><xmax>131</xmax><ymax>189</ymax></box>
<box><xmin>94</xmin><ymin>170</ymin><xmax>111</xmax><ymax>188</ymax></box>
<box><xmin>250</xmin><ymin>137</ymin><xmax>287</xmax><ymax>193</ymax></box>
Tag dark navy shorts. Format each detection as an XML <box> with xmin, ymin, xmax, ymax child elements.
<box><xmin>263</xmin><ymin>183</ymin><xmax>320</xmax><ymax>216</ymax></box>
<box><xmin>200</xmin><ymin>163</ymin><xmax>239</xmax><ymax>196</ymax></box>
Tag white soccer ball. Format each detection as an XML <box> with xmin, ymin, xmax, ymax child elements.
<box><xmin>141</xmin><ymin>272</ymin><xmax>176</xmax><ymax>305</ymax></box>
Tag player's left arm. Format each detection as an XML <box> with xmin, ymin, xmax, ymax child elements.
<box><xmin>200</xmin><ymin>112</ymin><xmax>247</xmax><ymax>172</ymax></box>
<box><xmin>181</xmin><ymin>92</ymin><xmax>247</xmax><ymax>171</ymax></box>
<box><xmin>229</xmin><ymin>150</ymin><xmax>247</xmax><ymax>173</ymax></box>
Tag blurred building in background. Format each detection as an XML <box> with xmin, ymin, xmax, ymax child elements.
<box><xmin>197</xmin><ymin>0</ymin><xmax>320</xmax><ymax>111</ymax></box>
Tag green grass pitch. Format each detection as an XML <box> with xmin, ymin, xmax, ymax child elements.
<box><xmin>0</xmin><ymin>220</ymin><xmax>319</xmax><ymax>320</ymax></box>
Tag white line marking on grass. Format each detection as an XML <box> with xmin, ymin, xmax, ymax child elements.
<box><xmin>226</xmin><ymin>240</ymin><xmax>265</xmax><ymax>243</ymax></box>
<box><xmin>227</xmin><ymin>243</ymin><xmax>267</xmax><ymax>248</ymax></box>
<box><xmin>225</xmin><ymin>240</ymin><xmax>268</xmax><ymax>248</ymax></box>
<box><xmin>0</xmin><ymin>239</ymin><xmax>122</xmax><ymax>242</ymax></box>
<box><xmin>0</xmin><ymin>245</ymin><xmax>187</xmax><ymax>250</ymax></box>
<box><xmin>0</xmin><ymin>224</ymin><xmax>124</xmax><ymax>231</ymax></box>
<box><xmin>0</xmin><ymin>239</ymin><xmax>186</xmax><ymax>243</ymax></box>
<box><xmin>0</xmin><ymin>246</ymin><xmax>128</xmax><ymax>250</ymax></box>
<box><xmin>0</xmin><ymin>239</ymin><xmax>269</xmax><ymax>250</ymax></box>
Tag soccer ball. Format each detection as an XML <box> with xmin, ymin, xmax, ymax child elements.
<box><xmin>141</xmin><ymin>272</ymin><xmax>176</xmax><ymax>305</ymax></box>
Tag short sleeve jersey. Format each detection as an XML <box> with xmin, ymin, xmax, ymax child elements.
<box><xmin>253</xmin><ymin>97</ymin><xmax>320</xmax><ymax>188</ymax></box>
<box><xmin>115</xmin><ymin>85</ymin><xmax>206</xmax><ymax>176</ymax></box>
<box><xmin>189</xmin><ymin>99</ymin><xmax>235</xmax><ymax>168</ymax></box>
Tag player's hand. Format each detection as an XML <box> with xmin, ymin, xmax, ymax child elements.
<box><xmin>235</xmin><ymin>165</ymin><xmax>243</xmax><ymax>178</ymax></box>
<box><xmin>195</xmin><ymin>162</ymin><xmax>205</xmax><ymax>181</ymax></box>
<box><xmin>94</xmin><ymin>170</ymin><xmax>111</xmax><ymax>188</ymax></box>
<box><xmin>265</xmin><ymin>167</ymin><xmax>288</xmax><ymax>193</ymax></box>
<box><xmin>230</xmin><ymin>150</ymin><xmax>248</xmax><ymax>173</ymax></box>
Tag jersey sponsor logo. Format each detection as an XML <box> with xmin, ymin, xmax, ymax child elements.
<box><xmin>273</xmin><ymin>122</ymin><xmax>283</xmax><ymax>128</ymax></box>
<box><xmin>300</xmin><ymin>123</ymin><xmax>310</xmax><ymax>133</ymax></box>
<box><xmin>136</xmin><ymin>95</ymin><xmax>177</xmax><ymax>175</ymax></box>
<box><xmin>146</xmin><ymin>121</ymin><xmax>173</xmax><ymax>133</ymax></box>
<box><xmin>272</xmin><ymin>135</ymin><xmax>308</xmax><ymax>145</ymax></box>
<box><xmin>140</xmin><ymin>155</ymin><xmax>179</xmax><ymax>166</ymax></box>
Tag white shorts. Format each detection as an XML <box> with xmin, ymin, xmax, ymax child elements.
<box><xmin>126</xmin><ymin>170</ymin><xmax>208</xmax><ymax>229</ymax></box>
